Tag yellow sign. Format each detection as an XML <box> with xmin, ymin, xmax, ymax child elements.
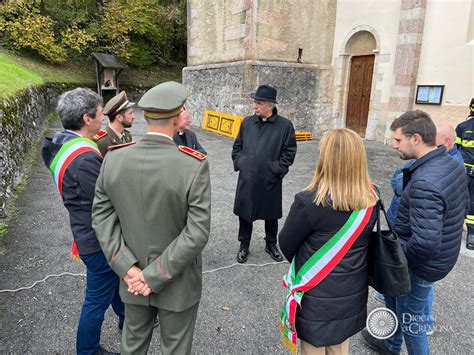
<box><xmin>295</xmin><ymin>131</ymin><xmax>313</xmax><ymax>141</ymax></box>
<box><xmin>202</xmin><ymin>110</ymin><xmax>243</xmax><ymax>138</ymax></box>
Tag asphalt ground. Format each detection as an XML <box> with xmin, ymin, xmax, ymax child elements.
<box><xmin>0</xmin><ymin>109</ymin><xmax>473</xmax><ymax>354</ymax></box>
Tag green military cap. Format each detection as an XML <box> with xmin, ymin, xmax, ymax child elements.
<box><xmin>138</xmin><ymin>81</ymin><xmax>189</xmax><ymax>120</ymax></box>
<box><xmin>104</xmin><ymin>91</ymin><xmax>135</xmax><ymax>117</ymax></box>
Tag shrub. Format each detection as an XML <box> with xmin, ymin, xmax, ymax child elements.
<box><xmin>61</xmin><ymin>24</ymin><xmax>96</xmax><ymax>54</ymax></box>
<box><xmin>0</xmin><ymin>0</ymin><xmax>186</xmax><ymax>67</ymax></box>
<box><xmin>6</xmin><ymin>13</ymin><xmax>67</xmax><ymax>63</ymax></box>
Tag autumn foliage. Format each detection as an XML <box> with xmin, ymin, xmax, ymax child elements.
<box><xmin>0</xmin><ymin>0</ymin><xmax>186</xmax><ymax>67</ymax></box>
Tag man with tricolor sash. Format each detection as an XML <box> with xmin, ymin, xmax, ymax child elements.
<box><xmin>42</xmin><ymin>87</ymin><xmax>124</xmax><ymax>355</ymax></box>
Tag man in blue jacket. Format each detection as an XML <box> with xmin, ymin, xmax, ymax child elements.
<box><xmin>362</xmin><ymin>110</ymin><xmax>468</xmax><ymax>355</ymax></box>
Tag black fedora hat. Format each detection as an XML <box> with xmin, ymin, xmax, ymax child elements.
<box><xmin>250</xmin><ymin>85</ymin><xmax>278</xmax><ymax>104</ymax></box>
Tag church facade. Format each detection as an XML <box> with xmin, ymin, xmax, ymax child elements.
<box><xmin>183</xmin><ymin>0</ymin><xmax>473</xmax><ymax>142</ymax></box>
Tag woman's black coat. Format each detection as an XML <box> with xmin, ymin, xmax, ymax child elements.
<box><xmin>279</xmin><ymin>191</ymin><xmax>377</xmax><ymax>347</ymax></box>
<box><xmin>231</xmin><ymin>109</ymin><xmax>297</xmax><ymax>222</ymax></box>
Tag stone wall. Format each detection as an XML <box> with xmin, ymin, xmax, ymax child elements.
<box><xmin>188</xmin><ymin>0</ymin><xmax>336</xmax><ymax>66</ymax></box>
<box><xmin>183</xmin><ymin>60</ymin><xmax>334</xmax><ymax>135</ymax></box>
<box><xmin>0</xmin><ymin>83</ymin><xmax>74</xmax><ymax>218</ymax></box>
<box><xmin>0</xmin><ymin>83</ymin><xmax>149</xmax><ymax>219</ymax></box>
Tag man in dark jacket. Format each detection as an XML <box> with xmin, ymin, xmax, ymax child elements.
<box><xmin>231</xmin><ymin>85</ymin><xmax>297</xmax><ymax>263</ymax></box>
<box><xmin>41</xmin><ymin>88</ymin><xmax>123</xmax><ymax>355</ymax></box>
<box><xmin>362</xmin><ymin>110</ymin><xmax>468</xmax><ymax>355</ymax></box>
<box><xmin>455</xmin><ymin>98</ymin><xmax>474</xmax><ymax>249</ymax></box>
<box><xmin>173</xmin><ymin>107</ymin><xmax>207</xmax><ymax>154</ymax></box>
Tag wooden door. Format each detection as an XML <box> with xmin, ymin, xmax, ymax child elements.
<box><xmin>346</xmin><ymin>55</ymin><xmax>374</xmax><ymax>137</ymax></box>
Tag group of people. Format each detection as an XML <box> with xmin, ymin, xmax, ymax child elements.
<box><xmin>42</xmin><ymin>82</ymin><xmax>210</xmax><ymax>355</ymax></box>
<box><xmin>41</xmin><ymin>80</ymin><xmax>472</xmax><ymax>355</ymax></box>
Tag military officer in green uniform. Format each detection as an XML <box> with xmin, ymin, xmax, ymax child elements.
<box><xmin>92</xmin><ymin>81</ymin><xmax>211</xmax><ymax>355</ymax></box>
<box><xmin>93</xmin><ymin>91</ymin><xmax>135</xmax><ymax>156</ymax></box>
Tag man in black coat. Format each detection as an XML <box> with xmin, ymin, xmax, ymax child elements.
<box><xmin>231</xmin><ymin>85</ymin><xmax>297</xmax><ymax>263</ymax></box>
<box><xmin>173</xmin><ymin>107</ymin><xmax>207</xmax><ymax>154</ymax></box>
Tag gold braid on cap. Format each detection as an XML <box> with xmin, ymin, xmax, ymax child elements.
<box><xmin>116</xmin><ymin>99</ymin><xmax>130</xmax><ymax>113</ymax></box>
<box><xmin>144</xmin><ymin>106</ymin><xmax>184</xmax><ymax>120</ymax></box>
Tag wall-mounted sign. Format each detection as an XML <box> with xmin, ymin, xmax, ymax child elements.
<box><xmin>202</xmin><ymin>110</ymin><xmax>243</xmax><ymax>138</ymax></box>
<box><xmin>415</xmin><ymin>85</ymin><xmax>444</xmax><ymax>105</ymax></box>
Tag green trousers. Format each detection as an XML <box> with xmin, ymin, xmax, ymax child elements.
<box><xmin>121</xmin><ymin>302</ymin><xmax>199</xmax><ymax>355</ymax></box>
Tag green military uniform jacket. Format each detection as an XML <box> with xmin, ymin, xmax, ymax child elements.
<box><xmin>93</xmin><ymin>126</ymin><xmax>133</xmax><ymax>157</ymax></box>
<box><xmin>92</xmin><ymin>133</ymin><xmax>211</xmax><ymax>312</ymax></box>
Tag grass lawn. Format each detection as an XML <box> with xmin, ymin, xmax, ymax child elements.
<box><xmin>0</xmin><ymin>49</ymin><xmax>183</xmax><ymax>99</ymax></box>
<box><xmin>0</xmin><ymin>50</ymin><xmax>95</xmax><ymax>98</ymax></box>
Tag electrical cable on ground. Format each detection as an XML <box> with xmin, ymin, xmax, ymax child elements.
<box><xmin>0</xmin><ymin>260</ymin><xmax>288</xmax><ymax>294</ymax></box>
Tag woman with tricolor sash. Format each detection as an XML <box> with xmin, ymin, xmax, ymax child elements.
<box><xmin>278</xmin><ymin>128</ymin><xmax>378</xmax><ymax>355</ymax></box>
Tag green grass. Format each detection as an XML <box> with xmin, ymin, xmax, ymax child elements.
<box><xmin>0</xmin><ymin>224</ymin><xmax>8</xmax><ymax>238</ymax></box>
<box><xmin>0</xmin><ymin>49</ymin><xmax>184</xmax><ymax>99</ymax></box>
<box><xmin>0</xmin><ymin>49</ymin><xmax>95</xmax><ymax>98</ymax></box>
<box><xmin>0</xmin><ymin>53</ymin><xmax>43</xmax><ymax>96</ymax></box>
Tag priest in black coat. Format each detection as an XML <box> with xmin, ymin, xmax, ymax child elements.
<box><xmin>173</xmin><ymin>107</ymin><xmax>207</xmax><ymax>154</ymax></box>
<box><xmin>231</xmin><ymin>85</ymin><xmax>297</xmax><ymax>263</ymax></box>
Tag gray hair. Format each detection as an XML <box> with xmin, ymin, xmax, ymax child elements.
<box><xmin>57</xmin><ymin>88</ymin><xmax>102</xmax><ymax>130</ymax></box>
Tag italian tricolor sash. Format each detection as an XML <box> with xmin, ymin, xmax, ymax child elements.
<box><xmin>48</xmin><ymin>137</ymin><xmax>102</xmax><ymax>260</ymax></box>
<box><xmin>279</xmin><ymin>206</ymin><xmax>373</xmax><ymax>354</ymax></box>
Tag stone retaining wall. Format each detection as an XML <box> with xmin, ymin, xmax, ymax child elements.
<box><xmin>0</xmin><ymin>83</ymin><xmax>149</xmax><ymax>218</ymax></box>
<box><xmin>0</xmin><ymin>83</ymin><xmax>76</xmax><ymax>218</ymax></box>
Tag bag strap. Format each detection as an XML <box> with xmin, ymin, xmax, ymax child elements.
<box><xmin>372</xmin><ymin>186</ymin><xmax>394</xmax><ymax>234</ymax></box>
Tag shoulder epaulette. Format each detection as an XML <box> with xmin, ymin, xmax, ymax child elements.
<box><xmin>178</xmin><ymin>145</ymin><xmax>207</xmax><ymax>161</ymax></box>
<box><xmin>108</xmin><ymin>141</ymin><xmax>136</xmax><ymax>151</ymax></box>
<box><xmin>92</xmin><ymin>130</ymin><xmax>107</xmax><ymax>141</ymax></box>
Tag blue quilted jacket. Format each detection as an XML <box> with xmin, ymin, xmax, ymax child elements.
<box><xmin>394</xmin><ymin>146</ymin><xmax>468</xmax><ymax>282</ymax></box>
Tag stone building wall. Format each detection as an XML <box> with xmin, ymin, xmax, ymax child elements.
<box><xmin>188</xmin><ymin>0</ymin><xmax>336</xmax><ymax>65</ymax></box>
<box><xmin>185</xmin><ymin>0</ymin><xmax>338</xmax><ymax>136</ymax></box>
<box><xmin>183</xmin><ymin>60</ymin><xmax>334</xmax><ymax>134</ymax></box>
<box><xmin>0</xmin><ymin>83</ymin><xmax>73</xmax><ymax>218</ymax></box>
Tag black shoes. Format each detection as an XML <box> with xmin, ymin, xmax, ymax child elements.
<box><xmin>361</xmin><ymin>328</ymin><xmax>395</xmax><ymax>355</ymax></box>
<box><xmin>265</xmin><ymin>243</ymin><xmax>283</xmax><ymax>262</ymax></box>
<box><xmin>467</xmin><ymin>233</ymin><xmax>474</xmax><ymax>250</ymax></box>
<box><xmin>237</xmin><ymin>243</ymin><xmax>284</xmax><ymax>263</ymax></box>
<box><xmin>237</xmin><ymin>245</ymin><xmax>250</xmax><ymax>263</ymax></box>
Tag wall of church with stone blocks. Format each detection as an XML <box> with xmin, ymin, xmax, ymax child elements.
<box><xmin>183</xmin><ymin>61</ymin><xmax>334</xmax><ymax>135</ymax></box>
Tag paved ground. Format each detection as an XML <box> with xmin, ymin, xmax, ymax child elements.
<box><xmin>0</xmin><ymin>110</ymin><xmax>473</xmax><ymax>354</ymax></box>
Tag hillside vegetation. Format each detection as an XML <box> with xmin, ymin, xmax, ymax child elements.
<box><xmin>0</xmin><ymin>49</ymin><xmax>183</xmax><ymax>99</ymax></box>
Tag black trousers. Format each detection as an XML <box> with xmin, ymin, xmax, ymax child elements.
<box><xmin>238</xmin><ymin>217</ymin><xmax>278</xmax><ymax>246</ymax></box>
<box><xmin>467</xmin><ymin>176</ymin><xmax>474</xmax><ymax>233</ymax></box>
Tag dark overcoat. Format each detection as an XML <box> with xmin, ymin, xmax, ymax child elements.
<box><xmin>173</xmin><ymin>129</ymin><xmax>207</xmax><ymax>154</ymax></box>
<box><xmin>231</xmin><ymin>108</ymin><xmax>296</xmax><ymax>222</ymax></box>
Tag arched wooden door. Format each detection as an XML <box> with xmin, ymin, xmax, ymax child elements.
<box><xmin>346</xmin><ymin>55</ymin><xmax>374</xmax><ymax>137</ymax></box>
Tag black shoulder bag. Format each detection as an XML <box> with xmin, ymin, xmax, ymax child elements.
<box><xmin>368</xmin><ymin>199</ymin><xmax>411</xmax><ymax>297</ymax></box>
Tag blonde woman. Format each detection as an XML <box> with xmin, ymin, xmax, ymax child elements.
<box><xmin>278</xmin><ymin>129</ymin><xmax>378</xmax><ymax>355</ymax></box>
